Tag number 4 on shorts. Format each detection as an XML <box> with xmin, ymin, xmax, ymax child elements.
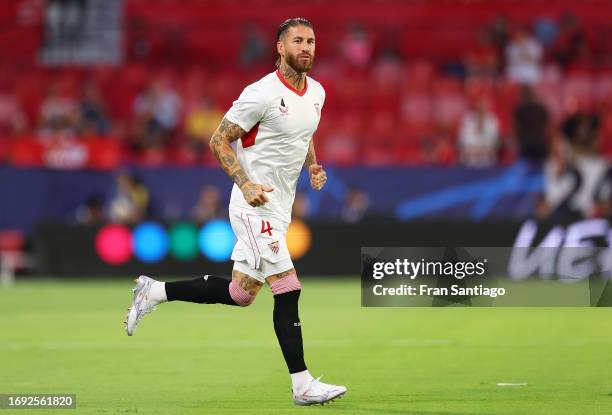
<box><xmin>261</xmin><ymin>220</ymin><xmax>272</xmax><ymax>236</ymax></box>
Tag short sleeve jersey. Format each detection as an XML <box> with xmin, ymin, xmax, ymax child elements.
<box><xmin>224</xmin><ymin>70</ymin><xmax>325</xmax><ymax>223</ymax></box>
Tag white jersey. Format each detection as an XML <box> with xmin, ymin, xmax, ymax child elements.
<box><xmin>225</xmin><ymin>70</ymin><xmax>325</xmax><ymax>223</ymax></box>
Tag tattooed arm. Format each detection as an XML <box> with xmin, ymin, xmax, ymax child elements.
<box><xmin>303</xmin><ymin>140</ymin><xmax>317</xmax><ymax>171</ymax></box>
<box><xmin>209</xmin><ymin>118</ymin><xmax>248</xmax><ymax>186</ymax></box>
<box><xmin>209</xmin><ymin>117</ymin><xmax>273</xmax><ymax>207</ymax></box>
<box><xmin>304</xmin><ymin>139</ymin><xmax>327</xmax><ymax>191</ymax></box>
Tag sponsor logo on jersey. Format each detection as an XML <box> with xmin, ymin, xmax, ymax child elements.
<box><xmin>314</xmin><ymin>102</ymin><xmax>320</xmax><ymax>116</ymax></box>
<box><xmin>279</xmin><ymin>98</ymin><xmax>289</xmax><ymax>114</ymax></box>
<box><xmin>268</xmin><ymin>241</ymin><xmax>280</xmax><ymax>254</ymax></box>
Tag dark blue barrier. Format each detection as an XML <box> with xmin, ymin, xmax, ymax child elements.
<box><xmin>0</xmin><ymin>162</ymin><xmax>543</xmax><ymax>234</ymax></box>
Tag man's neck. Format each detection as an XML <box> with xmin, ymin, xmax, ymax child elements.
<box><xmin>279</xmin><ymin>62</ymin><xmax>306</xmax><ymax>92</ymax></box>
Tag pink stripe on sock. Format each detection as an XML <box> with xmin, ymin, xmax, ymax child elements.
<box><xmin>270</xmin><ymin>273</ymin><xmax>301</xmax><ymax>295</ymax></box>
<box><xmin>229</xmin><ymin>281</ymin><xmax>253</xmax><ymax>306</ymax></box>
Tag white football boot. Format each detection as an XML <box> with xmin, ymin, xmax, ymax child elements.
<box><xmin>125</xmin><ymin>275</ymin><xmax>158</xmax><ymax>336</ymax></box>
<box><xmin>292</xmin><ymin>376</ymin><xmax>347</xmax><ymax>406</ymax></box>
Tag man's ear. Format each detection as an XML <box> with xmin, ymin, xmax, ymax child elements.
<box><xmin>277</xmin><ymin>41</ymin><xmax>284</xmax><ymax>59</ymax></box>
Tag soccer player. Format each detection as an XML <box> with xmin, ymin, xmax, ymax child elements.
<box><xmin>125</xmin><ymin>18</ymin><xmax>347</xmax><ymax>406</ymax></box>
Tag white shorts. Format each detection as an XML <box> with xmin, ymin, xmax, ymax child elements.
<box><xmin>229</xmin><ymin>210</ymin><xmax>294</xmax><ymax>283</ymax></box>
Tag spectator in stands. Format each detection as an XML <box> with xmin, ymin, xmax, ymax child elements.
<box><xmin>0</xmin><ymin>89</ymin><xmax>27</xmax><ymax>137</ymax></box>
<box><xmin>561</xmin><ymin>108</ymin><xmax>600</xmax><ymax>156</ymax></box>
<box><xmin>533</xmin><ymin>17</ymin><xmax>559</xmax><ymax>49</ymax></box>
<box><xmin>129</xmin><ymin>18</ymin><xmax>152</xmax><ymax>60</ymax></box>
<box><xmin>239</xmin><ymin>23</ymin><xmax>269</xmax><ymax>67</ymax></box>
<box><xmin>485</xmin><ymin>14</ymin><xmax>510</xmax><ymax>74</ymax></box>
<box><xmin>191</xmin><ymin>185</ymin><xmax>225</xmax><ymax>224</ymax></box>
<box><xmin>183</xmin><ymin>94</ymin><xmax>224</xmax><ymax>156</ymax></box>
<box><xmin>552</xmin><ymin>13</ymin><xmax>590</xmax><ymax>71</ymax></box>
<box><xmin>108</xmin><ymin>172</ymin><xmax>149</xmax><ymax>225</ymax></box>
<box><xmin>505</xmin><ymin>26</ymin><xmax>543</xmax><ymax>85</ymax></box>
<box><xmin>75</xmin><ymin>195</ymin><xmax>104</xmax><ymax>225</ymax></box>
<box><xmin>569</xmin><ymin>36</ymin><xmax>594</xmax><ymax>73</ymax></box>
<box><xmin>341</xmin><ymin>188</ymin><xmax>370</xmax><ymax>223</ymax></box>
<box><xmin>79</xmin><ymin>80</ymin><xmax>109</xmax><ymax>136</ymax></box>
<box><xmin>514</xmin><ymin>86</ymin><xmax>550</xmax><ymax>162</ymax></box>
<box><xmin>340</xmin><ymin>23</ymin><xmax>373</xmax><ymax>68</ymax></box>
<box><xmin>38</xmin><ymin>83</ymin><xmax>78</xmax><ymax>139</ymax></box>
<box><xmin>534</xmin><ymin>193</ymin><xmax>551</xmax><ymax>221</ymax></box>
<box><xmin>133</xmin><ymin>79</ymin><xmax>182</xmax><ymax>149</ymax></box>
<box><xmin>161</xmin><ymin>27</ymin><xmax>186</xmax><ymax>63</ymax></box>
<box><xmin>464</xmin><ymin>31</ymin><xmax>499</xmax><ymax>79</ymax></box>
<box><xmin>372</xmin><ymin>30</ymin><xmax>404</xmax><ymax>83</ymax></box>
<box><xmin>458</xmin><ymin>99</ymin><xmax>500</xmax><ymax>167</ymax></box>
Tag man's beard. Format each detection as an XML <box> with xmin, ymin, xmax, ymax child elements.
<box><xmin>285</xmin><ymin>51</ymin><xmax>314</xmax><ymax>73</ymax></box>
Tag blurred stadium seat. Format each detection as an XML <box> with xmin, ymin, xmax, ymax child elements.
<box><xmin>1</xmin><ymin>0</ymin><xmax>612</xmax><ymax>276</ymax></box>
<box><xmin>1</xmin><ymin>0</ymin><xmax>611</xmax><ymax>166</ymax></box>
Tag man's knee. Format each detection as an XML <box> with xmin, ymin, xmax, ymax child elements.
<box><xmin>229</xmin><ymin>280</ymin><xmax>257</xmax><ymax>306</ymax></box>
<box><xmin>230</xmin><ymin>271</ymin><xmax>263</xmax><ymax>307</ymax></box>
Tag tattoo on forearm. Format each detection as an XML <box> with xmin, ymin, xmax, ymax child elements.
<box><xmin>231</xmin><ymin>170</ymin><xmax>249</xmax><ymax>188</ymax></box>
<box><xmin>209</xmin><ymin>118</ymin><xmax>250</xmax><ymax>187</ymax></box>
<box><xmin>304</xmin><ymin>141</ymin><xmax>317</xmax><ymax>169</ymax></box>
<box><xmin>221</xmin><ymin>154</ymin><xmax>234</xmax><ymax>166</ymax></box>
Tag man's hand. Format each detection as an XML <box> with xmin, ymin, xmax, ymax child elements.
<box><xmin>309</xmin><ymin>164</ymin><xmax>327</xmax><ymax>190</ymax></box>
<box><xmin>240</xmin><ymin>181</ymin><xmax>274</xmax><ymax>207</ymax></box>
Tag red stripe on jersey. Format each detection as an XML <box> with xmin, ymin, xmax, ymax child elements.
<box><xmin>241</xmin><ymin>122</ymin><xmax>259</xmax><ymax>148</ymax></box>
<box><xmin>276</xmin><ymin>70</ymin><xmax>308</xmax><ymax>96</ymax></box>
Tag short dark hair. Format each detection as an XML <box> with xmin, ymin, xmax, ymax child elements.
<box><xmin>276</xmin><ymin>17</ymin><xmax>313</xmax><ymax>40</ymax></box>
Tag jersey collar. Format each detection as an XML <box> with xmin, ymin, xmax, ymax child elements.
<box><xmin>276</xmin><ymin>69</ymin><xmax>308</xmax><ymax>96</ymax></box>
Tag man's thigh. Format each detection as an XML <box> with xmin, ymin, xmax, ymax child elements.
<box><xmin>266</xmin><ymin>268</ymin><xmax>297</xmax><ymax>286</ymax></box>
<box><xmin>231</xmin><ymin>269</ymin><xmax>263</xmax><ymax>297</ymax></box>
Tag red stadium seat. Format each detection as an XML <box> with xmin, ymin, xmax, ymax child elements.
<box><xmin>9</xmin><ymin>138</ymin><xmax>44</xmax><ymax>166</ymax></box>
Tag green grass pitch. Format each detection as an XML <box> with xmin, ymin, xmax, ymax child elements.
<box><xmin>1</xmin><ymin>278</ymin><xmax>612</xmax><ymax>414</ymax></box>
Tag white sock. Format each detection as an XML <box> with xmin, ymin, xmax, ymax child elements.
<box><xmin>149</xmin><ymin>281</ymin><xmax>167</xmax><ymax>304</ymax></box>
<box><xmin>291</xmin><ymin>370</ymin><xmax>313</xmax><ymax>395</ymax></box>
